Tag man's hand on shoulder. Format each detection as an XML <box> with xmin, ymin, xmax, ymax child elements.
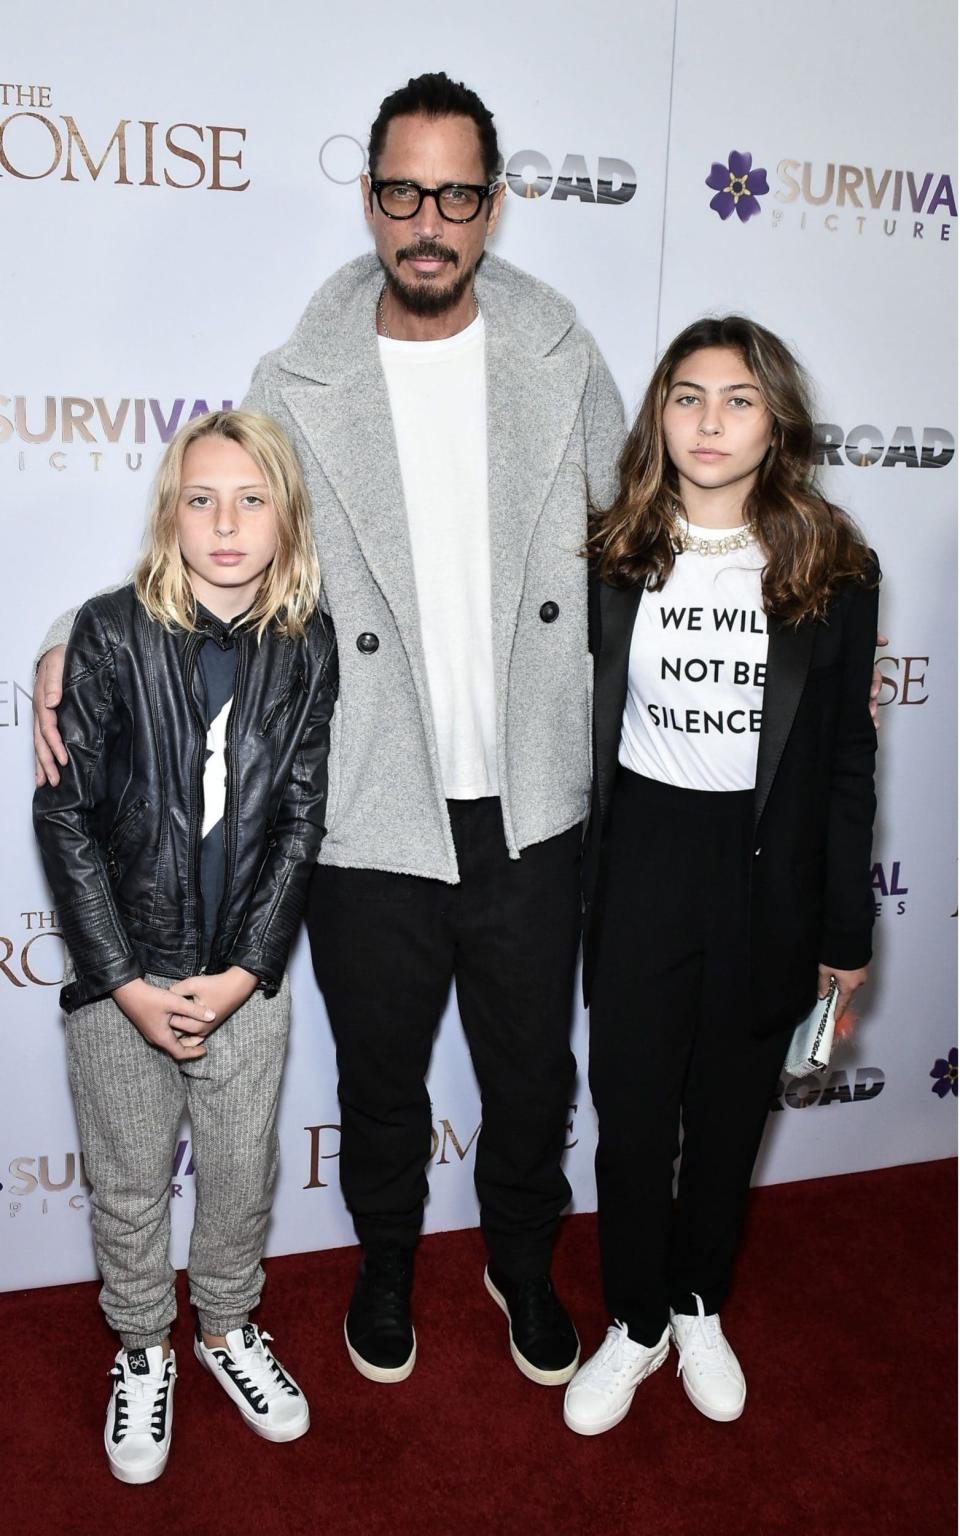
<box><xmin>33</xmin><ymin>644</ymin><xmax>68</xmax><ymax>787</ymax></box>
<box><xmin>869</xmin><ymin>632</ymin><xmax>888</xmax><ymax>730</ymax></box>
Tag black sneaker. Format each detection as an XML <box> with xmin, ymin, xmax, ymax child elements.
<box><xmin>344</xmin><ymin>1246</ymin><xmax>416</xmax><ymax>1383</ymax></box>
<box><xmin>484</xmin><ymin>1264</ymin><xmax>580</xmax><ymax>1385</ymax></box>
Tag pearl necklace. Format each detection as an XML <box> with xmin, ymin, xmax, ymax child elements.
<box><xmin>674</xmin><ymin>521</ymin><xmax>756</xmax><ymax>557</ymax></box>
<box><xmin>376</xmin><ymin>286</ymin><xmax>479</xmax><ymax>340</ymax></box>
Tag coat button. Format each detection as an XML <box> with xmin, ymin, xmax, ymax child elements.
<box><xmin>356</xmin><ymin>632</ymin><xmax>379</xmax><ymax>654</ymax></box>
<box><xmin>539</xmin><ymin>601</ymin><xmax>559</xmax><ymax>623</ymax></box>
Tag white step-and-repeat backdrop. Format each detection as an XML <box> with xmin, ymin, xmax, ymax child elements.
<box><xmin>3</xmin><ymin>0</ymin><xmax>956</xmax><ymax>1290</ymax></box>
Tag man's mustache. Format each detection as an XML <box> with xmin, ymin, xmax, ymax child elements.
<box><xmin>395</xmin><ymin>241</ymin><xmax>460</xmax><ymax>267</ymax></box>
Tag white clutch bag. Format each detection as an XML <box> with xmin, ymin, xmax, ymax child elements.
<box><xmin>785</xmin><ymin>978</ymin><xmax>839</xmax><ymax>1079</ymax></box>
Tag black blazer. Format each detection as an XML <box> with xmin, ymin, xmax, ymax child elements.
<box><xmin>582</xmin><ymin>558</ymin><xmax>880</xmax><ymax>1035</ymax></box>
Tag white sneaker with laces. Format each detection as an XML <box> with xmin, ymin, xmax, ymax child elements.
<box><xmin>104</xmin><ymin>1344</ymin><xmax>176</xmax><ymax>1484</ymax></box>
<box><xmin>669</xmin><ymin>1295</ymin><xmax>746</xmax><ymax>1422</ymax></box>
<box><xmin>563</xmin><ymin>1321</ymin><xmax>669</xmax><ymax>1436</ymax></box>
<box><xmin>194</xmin><ymin>1323</ymin><xmax>310</xmax><ymax>1442</ymax></box>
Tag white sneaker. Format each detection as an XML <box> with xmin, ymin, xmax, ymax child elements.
<box><xmin>104</xmin><ymin>1344</ymin><xmax>176</xmax><ymax>1484</ymax></box>
<box><xmin>563</xmin><ymin>1322</ymin><xmax>669</xmax><ymax>1436</ymax></box>
<box><xmin>194</xmin><ymin>1323</ymin><xmax>310</xmax><ymax>1442</ymax></box>
<box><xmin>669</xmin><ymin>1295</ymin><xmax>746</xmax><ymax>1422</ymax></box>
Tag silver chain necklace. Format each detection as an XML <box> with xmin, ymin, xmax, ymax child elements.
<box><xmin>376</xmin><ymin>286</ymin><xmax>479</xmax><ymax>340</ymax></box>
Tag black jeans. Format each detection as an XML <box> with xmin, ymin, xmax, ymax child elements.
<box><xmin>306</xmin><ymin>799</ymin><xmax>581</xmax><ymax>1280</ymax></box>
<box><xmin>589</xmin><ymin>769</ymin><xmax>793</xmax><ymax>1344</ymax></box>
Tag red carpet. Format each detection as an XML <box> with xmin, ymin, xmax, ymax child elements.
<box><xmin>3</xmin><ymin>1159</ymin><xmax>955</xmax><ymax>1536</ymax></box>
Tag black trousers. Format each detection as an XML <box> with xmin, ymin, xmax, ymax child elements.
<box><xmin>306</xmin><ymin>799</ymin><xmax>581</xmax><ymax>1280</ymax></box>
<box><xmin>589</xmin><ymin>769</ymin><xmax>793</xmax><ymax>1345</ymax></box>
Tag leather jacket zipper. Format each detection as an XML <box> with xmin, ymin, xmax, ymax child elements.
<box><xmin>105</xmin><ymin>796</ymin><xmax>148</xmax><ymax>880</ymax></box>
<box><xmin>184</xmin><ymin>635</ymin><xmax>208</xmax><ymax>973</ymax></box>
<box><xmin>259</xmin><ymin>665</ymin><xmax>306</xmax><ymax>736</ymax></box>
<box><xmin>208</xmin><ymin>634</ymin><xmax>248</xmax><ymax>966</ymax></box>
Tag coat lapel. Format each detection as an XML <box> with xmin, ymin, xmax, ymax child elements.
<box><xmin>484</xmin><ymin>332</ymin><xmax>590</xmax><ymax>682</ymax></box>
<box><xmin>594</xmin><ymin>580</ymin><xmax>643</xmax><ymax>826</ymax></box>
<box><xmin>281</xmin><ymin>349</ymin><xmax>424</xmax><ymax>659</ymax></box>
<box><xmin>754</xmin><ymin>616</ymin><xmax>815</xmax><ymax>829</ymax></box>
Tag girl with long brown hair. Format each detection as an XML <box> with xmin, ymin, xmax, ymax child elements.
<box><xmin>563</xmin><ymin>317</ymin><xmax>880</xmax><ymax>1435</ymax></box>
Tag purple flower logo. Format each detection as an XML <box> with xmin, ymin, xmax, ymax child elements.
<box><xmin>930</xmin><ymin>1047</ymin><xmax>958</xmax><ymax>1098</ymax></box>
<box><xmin>706</xmin><ymin>151</ymin><xmax>769</xmax><ymax>222</ymax></box>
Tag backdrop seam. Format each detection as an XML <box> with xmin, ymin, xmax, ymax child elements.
<box><xmin>654</xmin><ymin>0</ymin><xmax>681</xmax><ymax>364</ymax></box>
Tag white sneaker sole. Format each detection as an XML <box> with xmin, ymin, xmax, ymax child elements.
<box><xmin>105</xmin><ymin>1434</ymin><xmax>171</xmax><ymax>1485</ymax></box>
<box><xmin>679</xmin><ymin>1373</ymin><xmax>746</xmax><ymax>1423</ymax></box>
<box><xmin>483</xmin><ymin>1268</ymin><xmax>580</xmax><ymax>1387</ymax></box>
<box><xmin>104</xmin><ymin>1356</ymin><xmax>175</xmax><ymax>1483</ymax></box>
<box><xmin>343</xmin><ymin>1316</ymin><xmax>417</xmax><ymax>1383</ymax></box>
<box><xmin>562</xmin><ymin>1340</ymin><xmax>669</xmax><ymax>1436</ymax></box>
<box><xmin>194</xmin><ymin>1338</ymin><xmax>311</xmax><ymax>1441</ymax></box>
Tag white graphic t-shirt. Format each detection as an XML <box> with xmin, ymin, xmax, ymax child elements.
<box><xmin>619</xmin><ymin>527</ymin><xmax>769</xmax><ymax>791</ymax></box>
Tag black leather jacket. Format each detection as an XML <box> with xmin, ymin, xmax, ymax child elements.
<box><xmin>33</xmin><ymin>585</ymin><xmax>338</xmax><ymax>1012</ymax></box>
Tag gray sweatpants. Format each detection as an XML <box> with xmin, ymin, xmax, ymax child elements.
<box><xmin>66</xmin><ymin>975</ymin><xmax>290</xmax><ymax>1348</ymax></box>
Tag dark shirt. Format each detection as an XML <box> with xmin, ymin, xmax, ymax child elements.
<box><xmin>195</xmin><ymin>613</ymin><xmax>237</xmax><ymax>962</ymax></box>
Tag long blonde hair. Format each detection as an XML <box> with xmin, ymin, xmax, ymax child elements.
<box><xmin>587</xmin><ymin>316</ymin><xmax>873</xmax><ymax>624</ymax></box>
<box><xmin>134</xmin><ymin>409</ymin><xmax>321</xmax><ymax>639</ymax></box>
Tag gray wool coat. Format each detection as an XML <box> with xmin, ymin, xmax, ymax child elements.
<box><xmin>41</xmin><ymin>252</ymin><xmax>625</xmax><ymax>885</ymax></box>
<box><xmin>245</xmin><ymin>253</ymin><xmax>625</xmax><ymax>882</ymax></box>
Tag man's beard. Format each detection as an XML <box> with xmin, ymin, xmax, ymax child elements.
<box><xmin>381</xmin><ymin>242</ymin><xmax>481</xmax><ymax>317</ymax></box>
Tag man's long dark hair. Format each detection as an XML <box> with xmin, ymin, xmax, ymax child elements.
<box><xmin>587</xmin><ymin>316</ymin><xmax>874</xmax><ymax>624</ymax></box>
<box><xmin>368</xmin><ymin>72</ymin><xmax>500</xmax><ymax>183</ymax></box>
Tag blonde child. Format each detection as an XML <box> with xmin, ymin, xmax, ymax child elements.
<box><xmin>34</xmin><ymin>410</ymin><xmax>337</xmax><ymax>1482</ymax></box>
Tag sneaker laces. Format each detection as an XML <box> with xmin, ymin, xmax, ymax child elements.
<box><xmin>674</xmin><ymin>1296</ymin><xmax>731</xmax><ymax>1380</ymax></box>
<box><xmin>579</xmin><ymin>1322</ymin><xmax>633</xmax><ymax>1384</ymax></box>
<box><xmin>110</xmin><ymin>1359</ymin><xmax>170</xmax><ymax>1437</ymax></box>
<box><xmin>217</xmin><ymin>1329</ymin><xmax>298</xmax><ymax>1407</ymax></box>
<box><xmin>366</xmin><ymin>1247</ymin><xmax>413</xmax><ymax>1289</ymax></box>
<box><xmin>511</xmin><ymin>1276</ymin><xmax>568</xmax><ymax>1347</ymax></box>
<box><xmin>360</xmin><ymin>1250</ymin><xmax>414</xmax><ymax>1332</ymax></box>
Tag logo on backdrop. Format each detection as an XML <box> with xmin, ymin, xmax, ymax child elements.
<box><xmin>4</xmin><ymin>1137</ymin><xmax>195</xmax><ymax>1220</ymax></box>
<box><xmin>4</xmin><ymin>1152</ymin><xmax>89</xmax><ymax>1217</ymax></box>
<box><xmin>302</xmin><ymin>1106</ymin><xmax>581</xmax><ymax>1188</ymax></box>
<box><xmin>706</xmin><ymin>146</ymin><xmax>955</xmax><ymax>244</ymax></box>
<box><xmin>170</xmin><ymin>1138</ymin><xmax>195</xmax><ymax>1197</ymax></box>
<box><xmin>1</xmin><ymin>911</ymin><xmax>64</xmax><ymax>987</ymax></box>
<box><xmin>813</xmin><ymin>424</ymin><xmax>954</xmax><ymax>470</ymax></box>
<box><xmin>1</xmin><ymin>395</ymin><xmax>234</xmax><ymax>476</ymax></box>
<box><xmin>770</xmin><ymin>1066</ymin><xmax>885</xmax><ymax>1110</ymax></box>
<box><xmin>871</xmin><ymin>861</ymin><xmax>909</xmax><ymax>917</ymax></box>
<box><xmin>319</xmin><ymin>134</ymin><xmax>637</xmax><ymax>206</ymax></box>
<box><xmin>929</xmin><ymin>1049</ymin><xmax>958</xmax><ymax>1098</ymax></box>
<box><xmin>874</xmin><ymin>656</ymin><xmax>930</xmax><ymax>708</ymax></box>
<box><xmin>319</xmin><ymin>134</ymin><xmax>367</xmax><ymax>184</ymax></box>
<box><xmin>502</xmin><ymin>151</ymin><xmax>636</xmax><ymax>205</ymax></box>
<box><xmin>0</xmin><ymin>82</ymin><xmax>250</xmax><ymax>190</ymax></box>
<box><xmin>706</xmin><ymin>151</ymin><xmax>769</xmax><ymax>222</ymax></box>
<box><xmin>0</xmin><ymin>679</ymin><xmax>32</xmax><ymax>728</ymax></box>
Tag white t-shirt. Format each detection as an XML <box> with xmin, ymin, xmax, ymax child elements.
<box><xmin>619</xmin><ymin>525</ymin><xmax>769</xmax><ymax>791</ymax></box>
<box><xmin>378</xmin><ymin>313</ymin><xmax>498</xmax><ymax>799</ymax></box>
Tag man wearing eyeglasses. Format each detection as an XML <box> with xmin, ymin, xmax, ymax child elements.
<box><xmin>32</xmin><ymin>72</ymin><xmax>624</xmax><ymax>1391</ymax></box>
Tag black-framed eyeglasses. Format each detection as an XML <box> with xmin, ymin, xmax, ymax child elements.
<box><xmin>370</xmin><ymin>179</ymin><xmax>500</xmax><ymax>223</ymax></box>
